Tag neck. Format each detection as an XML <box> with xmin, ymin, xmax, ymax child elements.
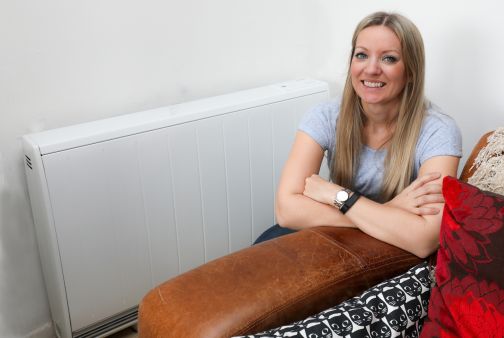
<box><xmin>361</xmin><ymin>100</ymin><xmax>400</xmax><ymax>125</ymax></box>
<box><xmin>363</xmin><ymin>121</ymin><xmax>395</xmax><ymax>150</ymax></box>
<box><xmin>361</xmin><ymin>101</ymin><xmax>399</xmax><ymax>149</ymax></box>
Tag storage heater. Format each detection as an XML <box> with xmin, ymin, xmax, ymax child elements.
<box><xmin>23</xmin><ymin>79</ymin><xmax>329</xmax><ymax>337</ymax></box>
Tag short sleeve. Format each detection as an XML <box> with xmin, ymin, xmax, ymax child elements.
<box><xmin>416</xmin><ymin>107</ymin><xmax>463</xmax><ymax>166</ymax></box>
<box><xmin>298</xmin><ymin>100</ymin><xmax>339</xmax><ymax>152</ymax></box>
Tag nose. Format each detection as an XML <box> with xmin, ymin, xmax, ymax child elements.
<box><xmin>364</xmin><ymin>57</ymin><xmax>382</xmax><ymax>75</ymax></box>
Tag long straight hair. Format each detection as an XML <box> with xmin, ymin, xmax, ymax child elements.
<box><xmin>331</xmin><ymin>12</ymin><xmax>426</xmax><ymax>202</ymax></box>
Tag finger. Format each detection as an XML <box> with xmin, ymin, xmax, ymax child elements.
<box><xmin>410</xmin><ymin>208</ymin><xmax>422</xmax><ymax>216</ymax></box>
<box><xmin>417</xmin><ymin>206</ymin><xmax>441</xmax><ymax>215</ymax></box>
<box><xmin>403</xmin><ymin>176</ymin><xmax>423</xmax><ymax>193</ymax></box>
<box><xmin>411</xmin><ymin>183</ymin><xmax>442</xmax><ymax>198</ymax></box>
<box><xmin>424</xmin><ymin>183</ymin><xmax>442</xmax><ymax>194</ymax></box>
<box><xmin>418</xmin><ymin>182</ymin><xmax>442</xmax><ymax>193</ymax></box>
<box><xmin>411</xmin><ymin>186</ymin><xmax>427</xmax><ymax>198</ymax></box>
<box><xmin>406</xmin><ymin>176</ymin><xmax>424</xmax><ymax>191</ymax></box>
<box><xmin>302</xmin><ymin>188</ymin><xmax>309</xmax><ymax>197</ymax></box>
<box><xmin>411</xmin><ymin>172</ymin><xmax>442</xmax><ymax>190</ymax></box>
<box><xmin>417</xmin><ymin>194</ymin><xmax>445</xmax><ymax>206</ymax></box>
<box><xmin>405</xmin><ymin>173</ymin><xmax>435</xmax><ymax>192</ymax></box>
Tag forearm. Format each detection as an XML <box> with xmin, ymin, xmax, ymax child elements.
<box><xmin>344</xmin><ymin>157</ymin><xmax>459</xmax><ymax>257</ymax></box>
<box><xmin>346</xmin><ymin>197</ymin><xmax>440</xmax><ymax>258</ymax></box>
<box><xmin>276</xmin><ymin>193</ymin><xmax>356</xmax><ymax>230</ymax></box>
<box><xmin>302</xmin><ymin>173</ymin><xmax>444</xmax><ymax>257</ymax></box>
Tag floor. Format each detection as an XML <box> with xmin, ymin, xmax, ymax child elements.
<box><xmin>108</xmin><ymin>326</ymin><xmax>138</xmax><ymax>338</ymax></box>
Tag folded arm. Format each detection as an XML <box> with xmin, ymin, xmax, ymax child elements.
<box><xmin>347</xmin><ymin>156</ymin><xmax>459</xmax><ymax>257</ymax></box>
<box><xmin>276</xmin><ymin>131</ymin><xmax>460</xmax><ymax>257</ymax></box>
<box><xmin>303</xmin><ymin>156</ymin><xmax>459</xmax><ymax>258</ymax></box>
<box><xmin>275</xmin><ymin>132</ymin><xmax>356</xmax><ymax>229</ymax></box>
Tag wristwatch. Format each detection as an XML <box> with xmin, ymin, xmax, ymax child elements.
<box><xmin>333</xmin><ymin>188</ymin><xmax>351</xmax><ymax>209</ymax></box>
<box><xmin>333</xmin><ymin>188</ymin><xmax>361</xmax><ymax>214</ymax></box>
<box><xmin>340</xmin><ymin>191</ymin><xmax>361</xmax><ymax>214</ymax></box>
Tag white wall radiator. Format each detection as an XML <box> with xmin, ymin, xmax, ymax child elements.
<box><xmin>23</xmin><ymin>79</ymin><xmax>329</xmax><ymax>338</ymax></box>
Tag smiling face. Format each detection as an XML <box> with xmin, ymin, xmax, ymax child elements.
<box><xmin>350</xmin><ymin>25</ymin><xmax>407</xmax><ymax>114</ymax></box>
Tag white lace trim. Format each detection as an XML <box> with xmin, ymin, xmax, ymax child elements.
<box><xmin>468</xmin><ymin>128</ymin><xmax>504</xmax><ymax>194</ymax></box>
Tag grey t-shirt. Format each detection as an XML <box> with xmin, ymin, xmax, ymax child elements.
<box><xmin>299</xmin><ymin>99</ymin><xmax>462</xmax><ymax>201</ymax></box>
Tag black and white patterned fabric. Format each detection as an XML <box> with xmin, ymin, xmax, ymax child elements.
<box><xmin>235</xmin><ymin>261</ymin><xmax>433</xmax><ymax>338</ymax></box>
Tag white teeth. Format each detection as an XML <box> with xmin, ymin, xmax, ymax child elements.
<box><xmin>363</xmin><ymin>81</ymin><xmax>384</xmax><ymax>88</ymax></box>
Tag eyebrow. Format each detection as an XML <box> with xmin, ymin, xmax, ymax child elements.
<box><xmin>355</xmin><ymin>46</ymin><xmax>401</xmax><ymax>54</ymax></box>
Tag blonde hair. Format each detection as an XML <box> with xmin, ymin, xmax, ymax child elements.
<box><xmin>331</xmin><ymin>11</ymin><xmax>426</xmax><ymax>202</ymax></box>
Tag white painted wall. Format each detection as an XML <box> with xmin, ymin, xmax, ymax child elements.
<box><xmin>0</xmin><ymin>0</ymin><xmax>502</xmax><ymax>336</ymax></box>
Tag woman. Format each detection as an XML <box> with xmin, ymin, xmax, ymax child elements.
<box><xmin>246</xmin><ymin>11</ymin><xmax>462</xmax><ymax>337</ymax></box>
<box><xmin>256</xmin><ymin>12</ymin><xmax>461</xmax><ymax>260</ymax></box>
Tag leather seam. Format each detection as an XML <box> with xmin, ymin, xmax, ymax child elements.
<box><xmin>234</xmin><ymin>256</ymin><xmax>421</xmax><ymax>336</ymax></box>
<box><xmin>308</xmin><ymin>229</ymin><xmax>367</xmax><ymax>268</ymax></box>
<box><xmin>307</xmin><ymin>229</ymin><xmax>416</xmax><ymax>269</ymax></box>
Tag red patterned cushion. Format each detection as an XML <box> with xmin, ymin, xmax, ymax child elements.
<box><xmin>421</xmin><ymin>176</ymin><xmax>504</xmax><ymax>337</ymax></box>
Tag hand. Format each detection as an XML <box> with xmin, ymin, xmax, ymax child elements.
<box><xmin>386</xmin><ymin>172</ymin><xmax>444</xmax><ymax>215</ymax></box>
<box><xmin>303</xmin><ymin>174</ymin><xmax>339</xmax><ymax>205</ymax></box>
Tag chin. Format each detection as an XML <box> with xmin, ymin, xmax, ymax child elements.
<box><xmin>360</xmin><ymin>96</ymin><xmax>387</xmax><ymax>105</ymax></box>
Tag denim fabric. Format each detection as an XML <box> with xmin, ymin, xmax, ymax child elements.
<box><xmin>253</xmin><ymin>224</ymin><xmax>297</xmax><ymax>245</ymax></box>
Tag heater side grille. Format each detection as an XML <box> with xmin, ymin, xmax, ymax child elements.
<box><xmin>73</xmin><ymin>306</ymin><xmax>138</xmax><ymax>338</ymax></box>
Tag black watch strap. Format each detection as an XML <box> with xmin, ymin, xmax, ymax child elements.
<box><xmin>340</xmin><ymin>191</ymin><xmax>361</xmax><ymax>214</ymax></box>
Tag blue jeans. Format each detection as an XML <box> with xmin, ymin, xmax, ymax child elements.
<box><xmin>253</xmin><ymin>224</ymin><xmax>297</xmax><ymax>245</ymax></box>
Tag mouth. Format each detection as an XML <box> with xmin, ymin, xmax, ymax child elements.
<box><xmin>362</xmin><ymin>80</ymin><xmax>385</xmax><ymax>88</ymax></box>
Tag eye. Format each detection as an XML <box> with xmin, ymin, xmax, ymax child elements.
<box><xmin>354</xmin><ymin>52</ymin><xmax>367</xmax><ymax>60</ymax></box>
<box><xmin>382</xmin><ymin>55</ymin><xmax>398</xmax><ymax>64</ymax></box>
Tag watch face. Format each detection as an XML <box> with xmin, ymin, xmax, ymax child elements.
<box><xmin>336</xmin><ymin>190</ymin><xmax>349</xmax><ymax>202</ymax></box>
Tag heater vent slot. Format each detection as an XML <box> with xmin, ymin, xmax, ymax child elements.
<box><xmin>73</xmin><ymin>307</ymin><xmax>138</xmax><ymax>338</ymax></box>
<box><xmin>25</xmin><ymin>155</ymin><xmax>32</xmax><ymax>170</ymax></box>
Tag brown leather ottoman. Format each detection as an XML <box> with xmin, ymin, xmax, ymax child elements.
<box><xmin>138</xmin><ymin>226</ymin><xmax>422</xmax><ymax>338</ymax></box>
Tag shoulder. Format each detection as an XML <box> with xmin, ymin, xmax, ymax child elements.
<box><xmin>305</xmin><ymin>99</ymin><xmax>340</xmax><ymax>121</ymax></box>
<box><xmin>422</xmin><ymin>102</ymin><xmax>460</xmax><ymax>134</ymax></box>
<box><xmin>298</xmin><ymin>98</ymin><xmax>340</xmax><ymax>150</ymax></box>
<box><xmin>416</xmin><ymin>102</ymin><xmax>463</xmax><ymax>163</ymax></box>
